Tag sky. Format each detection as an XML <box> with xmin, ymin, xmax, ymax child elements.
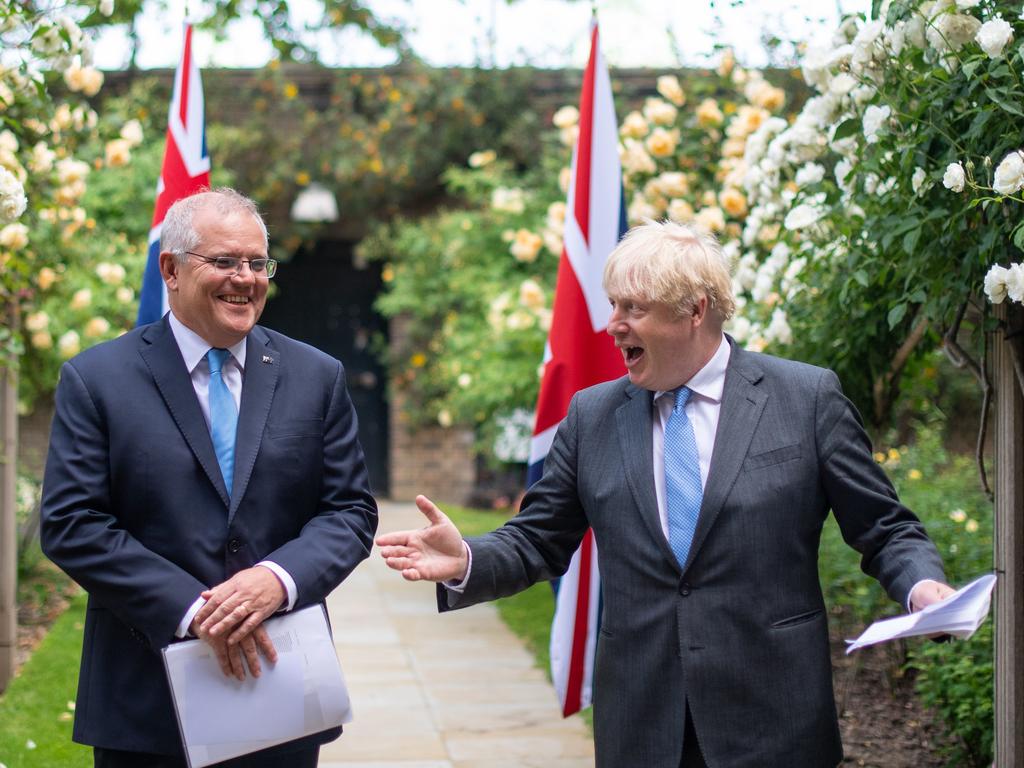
<box><xmin>95</xmin><ymin>0</ymin><xmax>870</xmax><ymax>71</ymax></box>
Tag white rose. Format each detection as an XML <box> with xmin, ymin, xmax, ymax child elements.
<box><xmin>58</xmin><ymin>330</ymin><xmax>81</xmax><ymax>359</ymax></box>
<box><xmin>984</xmin><ymin>265</ymin><xmax>1010</xmax><ymax>304</ymax></box>
<box><xmin>1007</xmin><ymin>263</ymin><xmax>1024</xmax><ymax>303</ymax></box>
<box><xmin>0</xmin><ymin>222</ymin><xmax>28</xmax><ymax>249</ymax></box>
<box><xmin>977</xmin><ymin>18</ymin><xmax>1013</xmax><ymax>58</ymax></box>
<box><xmin>828</xmin><ymin>73</ymin><xmax>858</xmax><ymax>96</ymax></box>
<box><xmin>862</xmin><ymin>104</ymin><xmax>891</xmax><ymax>144</ymax></box>
<box><xmin>0</xmin><ymin>166</ymin><xmax>26</xmax><ymax>224</ymax></box>
<box><xmin>24</xmin><ymin>311</ymin><xmax>49</xmax><ymax>332</ymax></box>
<box><xmin>99</xmin><ymin>0</ymin><xmax>115</xmax><ymax>16</ymax></box>
<box><xmin>765</xmin><ymin>308</ymin><xmax>793</xmax><ymax>345</ymax></box>
<box><xmin>928</xmin><ymin>13</ymin><xmax>982</xmax><ymax>53</ymax></box>
<box><xmin>911</xmin><ymin>167</ymin><xmax>928</xmax><ymax>195</ymax></box>
<box><xmin>784</xmin><ymin>203</ymin><xmax>823</xmax><ymax>230</ymax></box>
<box><xmin>955</xmin><ymin>0</ymin><xmax>981</xmax><ymax>8</ymax></box>
<box><xmin>795</xmin><ymin>163</ymin><xmax>825</xmax><ymax>188</ymax></box>
<box><xmin>994</xmin><ymin>151</ymin><xmax>1024</xmax><ymax>195</ymax></box>
<box><xmin>120</xmin><ymin>119</ymin><xmax>143</xmax><ymax>147</ymax></box>
<box><xmin>491</xmin><ymin>187</ymin><xmax>525</xmax><ymax>214</ymax></box>
<box><xmin>943</xmin><ymin>162</ymin><xmax>966</xmax><ymax>192</ymax></box>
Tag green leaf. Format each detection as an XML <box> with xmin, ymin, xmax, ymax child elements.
<box><xmin>832</xmin><ymin>118</ymin><xmax>861</xmax><ymax>142</ymax></box>
<box><xmin>888</xmin><ymin>303</ymin><xmax>907</xmax><ymax>329</ymax></box>
<box><xmin>984</xmin><ymin>88</ymin><xmax>1024</xmax><ymax>117</ymax></box>
<box><xmin>853</xmin><ymin>269</ymin><xmax>869</xmax><ymax>287</ymax></box>
<box><xmin>903</xmin><ymin>227</ymin><xmax>922</xmax><ymax>255</ymax></box>
<box><xmin>1012</xmin><ymin>221</ymin><xmax>1024</xmax><ymax>252</ymax></box>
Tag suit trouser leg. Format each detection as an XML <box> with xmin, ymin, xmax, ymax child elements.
<box><xmin>680</xmin><ymin>704</ymin><xmax>709</xmax><ymax>768</ymax></box>
<box><xmin>94</xmin><ymin>745</ymin><xmax>319</xmax><ymax>768</ymax></box>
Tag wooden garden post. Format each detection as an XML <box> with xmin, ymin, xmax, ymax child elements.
<box><xmin>0</xmin><ymin>302</ymin><xmax>18</xmax><ymax>693</ymax></box>
<box><xmin>993</xmin><ymin>301</ymin><xmax>1024</xmax><ymax>767</ymax></box>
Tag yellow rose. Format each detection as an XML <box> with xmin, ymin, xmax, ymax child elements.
<box><xmin>116</xmin><ymin>286</ymin><xmax>134</xmax><ymax>304</ymax></box>
<box><xmin>31</xmin><ymin>331</ymin><xmax>53</xmax><ymax>349</ymax></box>
<box><xmin>552</xmin><ymin>105</ymin><xmax>579</xmax><ymax>128</ymax></box>
<box><xmin>907</xmin><ymin>468</ymin><xmax>922</xmax><ymax>481</ymax></box>
<box><xmin>667</xmin><ymin>198</ymin><xmax>694</xmax><ymax>222</ymax></box>
<box><xmin>25</xmin><ymin>311</ymin><xmax>49</xmax><ymax>332</ymax></box>
<box><xmin>642</xmin><ymin>98</ymin><xmax>677</xmax><ymax>127</ymax></box>
<box><xmin>619</xmin><ymin>111</ymin><xmax>649</xmax><ymax>139</ymax></box>
<box><xmin>518</xmin><ymin>279</ymin><xmax>545</xmax><ymax>311</ymax></box>
<box><xmin>655</xmin><ymin>172</ymin><xmax>688</xmax><ymax>197</ymax></box>
<box><xmin>468</xmin><ymin>149</ymin><xmax>496</xmax><ymax>168</ymax></box>
<box><xmin>70</xmin><ymin>288</ymin><xmax>92</xmax><ymax>310</ymax></box>
<box><xmin>38</xmin><ymin>267</ymin><xmax>58</xmax><ymax>290</ymax></box>
<box><xmin>717</xmin><ymin>49</ymin><xmax>736</xmax><ymax>77</ymax></box>
<box><xmin>965</xmin><ymin>519</ymin><xmax>979</xmax><ymax>533</ymax></box>
<box><xmin>719</xmin><ymin>188</ymin><xmax>748</xmax><ymax>218</ymax></box>
<box><xmin>0</xmin><ymin>222</ymin><xmax>28</xmax><ymax>250</ymax></box>
<box><xmin>58</xmin><ymin>330</ymin><xmax>80</xmax><ymax>359</ymax></box>
<box><xmin>645</xmin><ymin>128</ymin><xmax>677</xmax><ymax>159</ymax></box>
<box><xmin>410</xmin><ymin>353</ymin><xmax>427</xmax><ymax>368</ymax></box>
<box><xmin>656</xmin><ymin>75</ymin><xmax>686</xmax><ymax>107</ymax></box>
<box><xmin>696</xmin><ymin>99</ymin><xmax>724</xmax><ymax>128</ymax></box>
<box><xmin>510</xmin><ymin>229</ymin><xmax>542</xmax><ymax>263</ymax></box>
<box><xmin>694</xmin><ymin>206</ymin><xmax>726</xmax><ymax>233</ymax></box>
<box><xmin>84</xmin><ymin>317</ymin><xmax>111</xmax><ymax>338</ymax></box>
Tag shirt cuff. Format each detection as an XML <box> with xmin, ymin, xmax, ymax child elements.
<box><xmin>257</xmin><ymin>560</ymin><xmax>297</xmax><ymax>611</ymax></box>
<box><xmin>443</xmin><ymin>541</ymin><xmax>473</xmax><ymax>593</ymax></box>
<box><xmin>176</xmin><ymin>596</ymin><xmax>207</xmax><ymax>639</ymax></box>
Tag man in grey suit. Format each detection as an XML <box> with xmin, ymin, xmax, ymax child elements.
<box><xmin>376</xmin><ymin>220</ymin><xmax>953</xmax><ymax>767</ymax></box>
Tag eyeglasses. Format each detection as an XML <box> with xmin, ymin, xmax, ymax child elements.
<box><xmin>185</xmin><ymin>251</ymin><xmax>278</xmax><ymax>279</ymax></box>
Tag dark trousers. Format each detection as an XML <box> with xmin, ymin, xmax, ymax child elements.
<box><xmin>681</xmin><ymin>705</ymin><xmax>709</xmax><ymax>768</ymax></box>
<box><xmin>94</xmin><ymin>745</ymin><xmax>319</xmax><ymax>768</ymax></box>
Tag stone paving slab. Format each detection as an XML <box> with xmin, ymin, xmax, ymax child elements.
<box><xmin>319</xmin><ymin>500</ymin><xmax>594</xmax><ymax>767</ymax></box>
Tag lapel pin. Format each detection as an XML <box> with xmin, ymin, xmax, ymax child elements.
<box><xmin>262</xmin><ymin>355</ymin><xmax>274</xmax><ymax>364</ymax></box>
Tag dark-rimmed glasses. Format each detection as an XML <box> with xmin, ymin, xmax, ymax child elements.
<box><xmin>185</xmin><ymin>251</ymin><xmax>278</xmax><ymax>279</ymax></box>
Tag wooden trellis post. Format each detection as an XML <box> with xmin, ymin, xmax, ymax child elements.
<box><xmin>993</xmin><ymin>301</ymin><xmax>1024</xmax><ymax>767</ymax></box>
<box><xmin>0</xmin><ymin>302</ymin><xmax>18</xmax><ymax>693</ymax></box>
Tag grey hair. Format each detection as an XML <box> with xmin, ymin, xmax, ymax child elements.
<box><xmin>603</xmin><ymin>219</ymin><xmax>736</xmax><ymax>321</ymax></box>
<box><xmin>160</xmin><ymin>187</ymin><xmax>269</xmax><ymax>262</ymax></box>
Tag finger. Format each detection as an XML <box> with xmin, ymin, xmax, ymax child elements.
<box><xmin>415</xmin><ymin>495</ymin><xmax>446</xmax><ymax>526</ymax></box>
<box><xmin>211</xmin><ymin>639</ymin><xmax>232</xmax><ymax>677</ymax></box>
<box><xmin>253</xmin><ymin>626</ymin><xmax>278</xmax><ymax>664</ymax></box>
<box><xmin>383</xmin><ymin>556</ymin><xmax>420</xmax><ymax>572</ymax></box>
<box><xmin>375</xmin><ymin>532</ymin><xmax>412</xmax><ymax>548</ymax></box>
<box><xmin>402</xmin><ymin>568</ymin><xmax>423</xmax><ymax>582</ymax></box>
<box><xmin>207</xmin><ymin>601</ymin><xmax>256</xmax><ymax>637</ymax></box>
<box><xmin>378</xmin><ymin>544</ymin><xmax>418</xmax><ymax>559</ymax></box>
<box><xmin>226</xmin><ymin>612</ymin><xmax>264</xmax><ymax>646</ymax></box>
<box><xmin>228</xmin><ymin>643</ymin><xmax>246</xmax><ymax>681</ymax></box>
<box><xmin>240</xmin><ymin>636</ymin><xmax>261</xmax><ymax>678</ymax></box>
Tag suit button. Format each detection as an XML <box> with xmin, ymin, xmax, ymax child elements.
<box><xmin>228</xmin><ymin>538</ymin><xmax>242</xmax><ymax>553</ymax></box>
<box><xmin>679</xmin><ymin>583</ymin><xmax>691</xmax><ymax>597</ymax></box>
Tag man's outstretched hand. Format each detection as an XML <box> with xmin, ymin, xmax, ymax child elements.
<box><xmin>376</xmin><ymin>495</ymin><xmax>469</xmax><ymax>583</ymax></box>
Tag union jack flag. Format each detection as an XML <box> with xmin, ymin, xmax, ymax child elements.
<box><xmin>531</xmin><ymin>20</ymin><xmax>626</xmax><ymax>718</ymax></box>
<box><xmin>137</xmin><ymin>22</ymin><xmax>211</xmax><ymax>325</ymax></box>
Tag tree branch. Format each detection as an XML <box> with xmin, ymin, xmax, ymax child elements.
<box><xmin>976</xmin><ymin>328</ymin><xmax>993</xmax><ymax>501</ymax></box>
<box><xmin>942</xmin><ymin>299</ymin><xmax>983</xmax><ymax>384</ymax></box>
<box><xmin>873</xmin><ymin>315</ymin><xmax>929</xmax><ymax>424</ymax></box>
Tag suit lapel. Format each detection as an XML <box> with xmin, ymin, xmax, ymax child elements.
<box><xmin>139</xmin><ymin>317</ymin><xmax>230</xmax><ymax>506</ymax></box>
<box><xmin>229</xmin><ymin>327</ymin><xmax>279</xmax><ymax>522</ymax></box>
<box><xmin>683</xmin><ymin>340</ymin><xmax>767</xmax><ymax>573</ymax></box>
<box><xmin>615</xmin><ymin>384</ymin><xmax>680</xmax><ymax>568</ymax></box>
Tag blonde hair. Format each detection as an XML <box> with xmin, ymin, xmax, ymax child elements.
<box><xmin>603</xmin><ymin>220</ymin><xmax>735</xmax><ymax>321</ymax></box>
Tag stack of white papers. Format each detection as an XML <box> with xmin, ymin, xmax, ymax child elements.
<box><xmin>845</xmin><ymin>573</ymin><xmax>997</xmax><ymax>654</ymax></box>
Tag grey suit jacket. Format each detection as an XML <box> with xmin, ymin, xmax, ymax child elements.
<box><xmin>442</xmin><ymin>338</ymin><xmax>944</xmax><ymax>768</ymax></box>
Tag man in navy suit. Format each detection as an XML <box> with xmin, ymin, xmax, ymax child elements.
<box><xmin>41</xmin><ymin>188</ymin><xmax>377</xmax><ymax>767</ymax></box>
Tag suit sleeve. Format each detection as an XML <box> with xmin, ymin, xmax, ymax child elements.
<box><xmin>815</xmin><ymin>368</ymin><xmax>945</xmax><ymax>606</ymax></box>
<box><xmin>260</xmin><ymin>361</ymin><xmax>378</xmax><ymax>607</ymax></box>
<box><xmin>40</xmin><ymin>362</ymin><xmax>208</xmax><ymax>648</ymax></box>
<box><xmin>441</xmin><ymin>392</ymin><xmax>590</xmax><ymax>611</ymax></box>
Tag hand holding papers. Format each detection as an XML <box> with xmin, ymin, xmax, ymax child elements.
<box><xmin>846</xmin><ymin>573</ymin><xmax>997</xmax><ymax>654</ymax></box>
<box><xmin>162</xmin><ymin>605</ymin><xmax>352</xmax><ymax>768</ymax></box>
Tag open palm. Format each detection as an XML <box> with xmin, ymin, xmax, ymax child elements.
<box><xmin>376</xmin><ymin>495</ymin><xmax>468</xmax><ymax>582</ymax></box>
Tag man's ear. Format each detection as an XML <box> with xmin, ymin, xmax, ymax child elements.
<box><xmin>691</xmin><ymin>295</ymin><xmax>709</xmax><ymax>327</ymax></box>
<box><xmin>159</xmin><ymin>251</ymin><xmax>179</xmax><ymax>291</ymax></box>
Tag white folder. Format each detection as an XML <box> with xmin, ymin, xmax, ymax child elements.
<box><xmin>162</xmin><ymin>604</ymin><xmax>352</xmax><ymax>768</ymax></box>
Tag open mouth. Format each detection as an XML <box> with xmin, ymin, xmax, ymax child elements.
<box><xmin>219</xmin><ymin>295</ymin><xmax>250</xmax><ymax>305</ymax></box>
<box><xmin>624</xmin><ymin>346</ymin><xmax>644</xmax><ymax>364</ymax></box>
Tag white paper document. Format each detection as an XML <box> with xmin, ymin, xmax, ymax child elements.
<box><xmin>845</xmin><ymin>573</ymin><xmax>997</xmax><ymax>654</ymax></box>
<box><xmin>162</xmin><ymin>604</ymin><xmax>352</xmax><ymax>768</ymax></box>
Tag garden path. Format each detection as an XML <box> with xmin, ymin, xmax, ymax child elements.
<box><xmin>319</xmin><ymin>500</ymin><xmax>595</xmax><ymax>768</ymax></box>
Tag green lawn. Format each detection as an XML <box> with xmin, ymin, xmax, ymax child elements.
<box><xmin>0</xmin><ymin>591</ymin><xmax>91</xmax><ymax>768</ymax></box>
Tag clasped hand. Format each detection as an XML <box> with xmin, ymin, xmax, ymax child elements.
<box><xmin>191</xmin><ymin>565</ymin><xmax>285</xmax><ymax>680</ymax></box>
<box><xmin>376</xmin><ymin>495</ymin><xmax>469</xmax><ymax>582</ymax></box>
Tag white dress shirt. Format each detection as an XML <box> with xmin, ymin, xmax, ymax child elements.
<box><xmin>168</xmin><ymin>312</ymin><xmax>297</xmax><ymax>637</ymax></box>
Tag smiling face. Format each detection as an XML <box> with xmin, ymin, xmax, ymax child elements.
<box><xmin>606</xmin><ymin>294</ymin><xmax>716</xmax><ymax>392</ymax></box>
<box><xmin>160</xmin><ymin>205</ymin><xmax>268</xmax><ymax>348</ymax></box>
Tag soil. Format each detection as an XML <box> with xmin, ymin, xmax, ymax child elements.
<box><xmin>14</xmin><ymin>558</ymin><xmax>81</xmax><ymax>672</ymax></box>
<box><xmin>833</xmin><ymin>640</ymin><xmax>955</xmax><ymax>767</ymax></box>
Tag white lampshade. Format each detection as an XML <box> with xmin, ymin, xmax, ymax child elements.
<box><xmin>290</xmin><ymin>183</ymin><xmax>339</xmax><ymax>222</ymax></box>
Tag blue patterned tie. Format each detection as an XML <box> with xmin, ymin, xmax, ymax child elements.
<box><xmin>206</xmin><ymin>348</ymin><xmax>237</xmax><ymax>498</ymax></box>
<box><xmin>665</xmin><ymin>386</ymin><xmax>702</xmax><ymax>568</ymax></box>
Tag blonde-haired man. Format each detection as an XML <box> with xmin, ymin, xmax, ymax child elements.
<box><xmin>378</xmin><ymin>220</ymin><xmax>952</xmax><ymax>767</ymax></box>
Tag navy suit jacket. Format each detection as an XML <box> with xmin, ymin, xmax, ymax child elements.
<box><xmin>41</xmin><ymin>315</ymin><xmax>378</xmax><ymax>755</ymax></box>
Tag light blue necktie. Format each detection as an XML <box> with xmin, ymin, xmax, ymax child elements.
<box><xmin>665</xmin><ymin>386</ymin><xmax>703</xmax><ymax>568</ymax></box>
<box><xmin>206</xmin><ymin>348</ymin><xmax>238</xmax><ymax>498</ymax></box>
